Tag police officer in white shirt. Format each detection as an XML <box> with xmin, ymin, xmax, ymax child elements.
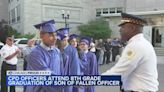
<box><xmin>102</xmin><ymin>13</ymin><xmax>159</xmax><ymax>92</ymax></box>
<box><xmin>0</xmin><ymin>37</ymin><xmax>21</xmax><ymax>92</ymax></box>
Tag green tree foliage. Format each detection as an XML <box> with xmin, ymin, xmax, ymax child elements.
<box><xmin>0</xmin><ymin>19</ymin><xmax>35</xmax><ymax>43</ymax></box>
<box><xmin>0</xmin><ymin>19</ymin><xmax>10</xmax><ymax>43</ymax></box>
<box><xmin>78</xmin><ymin>18</ymin><xmax>112</xmax><ymax>39</ymax></box>
<box><xmin>17</xmin><ymin>33</ymin><xmax>35</xmax><ymax>39</ymax></box>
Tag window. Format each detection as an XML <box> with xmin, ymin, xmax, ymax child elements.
<box><xmin>9</xmin><ymin>12</ymin><xmax>11</xmax><ymax>24</ymax></box>
<box><xmin>116</xmin><ymin>7</ymin><xmax>123</xmax><ymax>13</ymax></box>
<box><xmin>16</xmin><ymin>5</ymin><xmax>21</xmax><ymax>22</ymax></box>
<box><xmin>96</xmin><ymin>7</ymin><xmax>122</xmax><ymax>16</ymax></box>
<box><xmin>96</xmin><ymin>8</ymin><xmax>102</xmax><ymax>17</ymax></box>
<box><xmin>10</xmin><ymin>5</ymin><xmax>20</xmax><ymax>24</ymax></box>
<box><xmin>109</xmin><ymin>8</ymin><xmax>115</xmax><ymax>13</ymax></box>
<box><xmin>11</xmin><ymin>8</ymin><xmax>16</xmax><ymax>23</ymax></box>
<box><xmin>103</xmin><ymin>8</ymin><xmax>108</xmax><ymax>14</ymax></box>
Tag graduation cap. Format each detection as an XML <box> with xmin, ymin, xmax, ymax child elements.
<box><xmin>80</xmin><ymin>36</ymin><xmax>91</xmax><ymax>45</ymax></box>
<box><xmin>56</xmin><ymin>33</ymin><xmax>61</xmax><ymax>40</ymax></box>
<box><xmin>69</xmin><ymin>34</ymin><xmax>79</xmax><ymax>41</ymax></box>
<box><xmin>56</xmin><ymin>28</ymin><xmax>69</xmax><ymax>36</ymax></box>
<box><xmin>57</xmin><ymin>33</ymin><xmax>67</xmax><ymax>40</ymax></box>
<box><xmin>34</xmin><ymin>20</ymin><xmax>56</xmax><ymax>32</ymax></box>
<box><xmin>119</xmin><ymin>12</ymin><xmax>147</xmax><ymax>26</ymax></box>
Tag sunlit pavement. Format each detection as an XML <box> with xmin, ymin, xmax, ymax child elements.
<box><xmin>0</xmin><ymin>56</ymin><xmax>164</xmax><ymax>92</ymax></box>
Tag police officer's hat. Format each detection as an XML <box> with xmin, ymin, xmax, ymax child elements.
<box><xmin>34</xmin><ymin>20</ymin><xmax>56</xmax><ymax>32</ymax></box>
<box><xmin>119</xmin><ymin>12</ymin><xmax>147</xmax><ymax>26</ymax></box>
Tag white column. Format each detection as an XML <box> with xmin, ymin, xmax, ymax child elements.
<box><xmin>143</xmin><ymin>26</ymin><xmax>152</xmax><ymax>43</ymax></box>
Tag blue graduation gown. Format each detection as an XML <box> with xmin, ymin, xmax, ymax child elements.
<box><xmin>61</xmin><ymin>45</ymin><xmax>81</xmax><ymax>75</ymax></box>
<box><xmin>61</xmin><ymin>45</ymin><xmax>81</xmax><ymax>92</ymax></box>
<box><xmin>25</xmin><ymin>45</ymin><xmax>62</xmax><ymax>92</ymax></box>
<box><xmin>79</xmin><ymin>51</ymin><xmax>99</xmax><ymax>92</ymax></box>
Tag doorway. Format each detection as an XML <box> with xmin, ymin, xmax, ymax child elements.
<box><xmin>152</xmin><ymin>27</ymin><xmax>162</xmax><ymax>47</ymax></box>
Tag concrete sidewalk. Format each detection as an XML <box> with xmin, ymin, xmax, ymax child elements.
<box><xmin>0</xmin><ymin>56</ymin><xmax>164</xmax><ymax>92</ymax></box>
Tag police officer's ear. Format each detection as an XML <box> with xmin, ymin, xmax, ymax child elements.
<box><xmin>129</xmin><ymin>24</ymin><xmax>139</xmax><ymax>33</ymax></box>
<box><xmin>125</xmin><ymin>23</ymin><xmax>134</xmax><ymax>32</ymax></box>
<box><xmin>131</xmin><ymin>24</ymin><xmax>136</xmax><ymax>31</ymax></box>
<box><xmin>132</xmin><ymin>24</ymin><xmax>142</xmax><ymax>33</ymax></box>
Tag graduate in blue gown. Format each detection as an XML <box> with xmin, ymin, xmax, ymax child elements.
<box><xmin>25</xmin><ymin>20</ymin><xmax>63</xmax><ymax>92</ymax></box>
<box><xmin>78</xmin><ymin>36</ymin><xmax>99</xmax><ymax>92</ymax></box>
<box><xmin>69</xmin><ymin>34</ymin><xmax>79</xmax><ymax>48</ymax></box>
<box><xmin>57</xmin><ymin>28</ymin><xmax>81</xmax><ymax>92</ymax></box>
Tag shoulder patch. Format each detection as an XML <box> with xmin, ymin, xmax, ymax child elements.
<box><xmin>125</xmin><ymin>49</ymin><xmax>135</xmax><ymax>60</ymax></box>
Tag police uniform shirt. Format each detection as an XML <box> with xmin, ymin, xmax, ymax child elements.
<box><xmin>1</xmin><ymin>44</ymin><xmax>19</xmax><ymax>65</ymax></box>
<box><xmin>102</xmin><ymin>33</ymin><xmax>159</xmax><ymax>91</ymax></box>
<box><xmin>90</xmin><ymin>42</ymin><xmax>96</xmax><ymax>52</ymax></box>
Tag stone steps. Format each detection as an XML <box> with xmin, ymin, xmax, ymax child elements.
<box><xmin>154</xmin><ymin>47</ymin><xmax>164</xmax><ymax>56</ymax></box>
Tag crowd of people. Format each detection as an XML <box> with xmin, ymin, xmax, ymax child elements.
<box><xmin>0</xmin><ymin>20</ymin><xmax>99</xmax><ymax>92</ymax></box>
<box><xmin>0</xmin><ymin>20</ymin><xmax>125</xmax><ymax>92</ymax></box>
<box><xmin>90</xmin><ymin>38</ymin><xmax>125</xmax><ymax>65</ymax></box>
<box><xmin>0</xmin><ymin>12</ymin><xmax>159</xmax><ymax>92</ymax></box>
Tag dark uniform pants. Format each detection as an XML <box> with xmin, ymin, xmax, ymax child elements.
<box><xmin>112</xmin><ymin>46</ymin><xmax>119</xmax><ymax>62</ymax></box>
<box><xmin>23</xmin><ymin>58</ymin><xmax>27</xmax><ymax>70</ymax></box>
<box><xmin>106</xmin><ymin>51</ymin><xmax>111</xmax><ymax>64</ymax></box>
<box><xmin>1</xmin><ymin>61</ymin><xmax>16</xmax><ymax>92</ymax></box>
